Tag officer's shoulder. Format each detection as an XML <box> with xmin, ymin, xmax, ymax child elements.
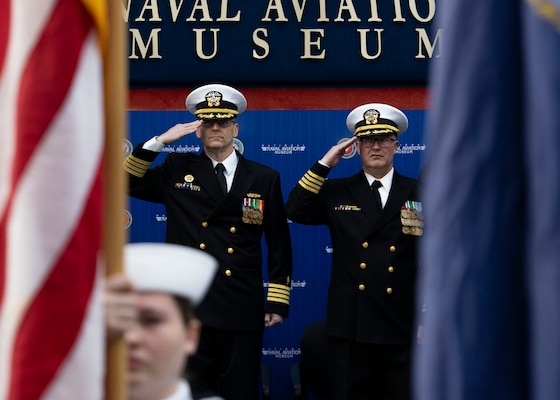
<box><xmin>166</xmin><ymin>151</ymin><xmax>200</xmax><ymax>162</ymax></box>
<box><xmin>395</xmin><ymin>171</ymin><xmax>418</xmax><ymax>186</ymax></box>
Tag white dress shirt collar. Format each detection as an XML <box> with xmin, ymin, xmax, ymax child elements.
<box><xmin>364</xmin><ymin>167</ymin><xmax>394</xmax><ymax>208</ymax></box>
<box><xmin>209</xmin><ymin>150</ymin><xmax>238</xmax><ymax>178</ymax></box>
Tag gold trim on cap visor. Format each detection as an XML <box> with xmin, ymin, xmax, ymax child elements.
<box><xmin>195</xmin><ymin>109</ymin><xmax>239</xmax><ymax>119</ymax></box>
<box><xmin>354</xmin><ymin>124</ymin><xmax>399</xmax><ymax>136</ymax></box>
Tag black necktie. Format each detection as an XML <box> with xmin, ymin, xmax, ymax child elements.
<box><xmin>215</xmin><ymin>163</ymin><xmax>227</xmax><ymax>195</ymax></box>
<box><xmin>371</xmin><ymin>180</ymin><xmax>382</xmax><ymax>211</ymax></box>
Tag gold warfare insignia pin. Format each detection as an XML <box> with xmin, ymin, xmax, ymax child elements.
<box><xmin>206</xmin><ymin>91</ymin><xmax>222</xmax><ymax>107</ymax></box>
<box><xmin>184</xmin><ymin>174</ymin><xmax>194</xmax><ymax>183</ymax></box>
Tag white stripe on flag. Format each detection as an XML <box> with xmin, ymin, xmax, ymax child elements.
<box><xmin>0</xmin><ymin>0</ymin><xmax>58</xmax><ymax>217</ymax></box>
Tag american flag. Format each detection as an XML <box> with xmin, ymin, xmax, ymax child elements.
<box><xmin>0</xmin><ymin>0</ymin><xmax>108</xmax><ymax>399</ymax></box>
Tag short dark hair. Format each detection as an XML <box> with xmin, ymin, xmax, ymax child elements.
<box><xmin>172</xmin><ymin>295</ymin><xmax>196</xmax><ymax>325</ymax></box>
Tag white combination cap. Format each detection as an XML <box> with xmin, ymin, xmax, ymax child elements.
<box><xmin>346</xmin><ymin>103</ymin><xmax>408</xmax><ymax>137</ymax></box>
<box><xmin>124</xmin><ymin>243</ymin><xmax>217</xmax><ymax>306</ymax></box>
<box><xmin>185</xmin><ymin>83</ymin><xmax>247</xmax><ymax>120</ymax></box>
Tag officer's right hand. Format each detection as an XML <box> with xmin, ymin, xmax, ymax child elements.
<box><xmin>319</xmin><ymin>136</ymin><xmax>358</xmax><ymax>168</ymax></box>
<box><xmin>155</xmin><ymin>120</ymin><xmax>202</xmax><ymax>145</ymax></box>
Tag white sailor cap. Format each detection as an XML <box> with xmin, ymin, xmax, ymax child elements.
<box><xmin>185</xmin><ymin>83</ymin><xmax>247</xmax><ymax>120</ymax></box>
<box><xmin>124</xmin><ymin>243</ymin><xmax>217</xmax><ymax>306</ymax></box>
<box><xmin>346</xmin><ymin>103</ymin><xmax>408</xmax><ymax>137</ymax></box>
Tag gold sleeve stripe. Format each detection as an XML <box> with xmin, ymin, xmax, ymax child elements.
<box><xmin>123</xmin><ymin>155</ymin><xmax>152</xmax><ymax>177</ymax></box>
<box><xmin>267</xmin><ymin>283</ymin><xmax>291</xmax><ymax>304</ymax></box>
<box><xmin>267</xmin><ymin>290</ymin><xmax>290</xmax><ymax>298</ymax></box>
<box><xmin>267</xmin><ymin>295</ymin><xmax>290</xmax><ymax>305</ymax></box>
<box><xmin>305</xmin><ymin>170</ymin><xmax>326</xmax><ymax>182</ymax></box>
<box><xmin>268</xmin><ymin>283</ymin><xmax>291</xmax><ymax>292</ymax></box>
<box><xmin>267</xmin><ymin>292</ymin><xmax>290</xmax><ymax>300</ymax></box>
<box><xmin>123</xmin><ymin>163</ymin><xmax>145</xmax><ymax>177</ymax></box>
<box><xmin>298</xmin><ymin>170</ymin><xmax>325</xmax><ymax>194</ymax></box>
<box><xmin>298</xmin><ymin>177</ymin><xmax>321</xmax><ymax>194</ymax></box>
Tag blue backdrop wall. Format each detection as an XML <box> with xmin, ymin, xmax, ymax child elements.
<box><xmin>124</xmin><ymin>0</ymin><xmax>435</xmax><ymax>396</ymax></box>
<box><xmin>124</xmin><ymin>103</ymin><xmax>427</xmax><ymax>399</ymax></box>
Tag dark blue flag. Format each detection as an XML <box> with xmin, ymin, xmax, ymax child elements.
<box><xmin>415</xmin><ymin>1</ymin><xmax>560</xmax><ymax>399</ymax></box>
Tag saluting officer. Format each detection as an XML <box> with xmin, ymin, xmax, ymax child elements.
<box><xmin>285</xmin><ymin>103</ymin><xmax>421</xmax><ymax>400</ymax></box>
<box><xmin>123</xmin><ymin>83</ymin><xmax>293</xmax><ymax>400</ymax></box>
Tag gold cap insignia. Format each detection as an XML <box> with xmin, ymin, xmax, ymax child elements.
<box><xmin>205</xmin><ymin>91</ymin><xmax>222</xmax><ymax>107</ymax></box>
<box><xmin>364</xmin><ymin>109</ymin><xmax>380</xmax><ymax>125</ymax></box>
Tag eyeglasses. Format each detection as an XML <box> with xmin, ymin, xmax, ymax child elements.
<box><xmin>359</xmin><ymin>137</ymin><xmax>396</xmax><ymax>148</ymax></box>
<box><xmin>201</xmin><ymin>119</ymin><xmax>235</xmax><ymax>128</ymax></box>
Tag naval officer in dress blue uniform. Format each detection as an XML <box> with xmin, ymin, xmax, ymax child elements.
<box><xmin>123</xmin><ymin>84</ymin><xmax>293</xmax><ymax>400</ymax></box>
<box><xmin>286</xmin><ymin>103</ymin><xmax>421</xmax><ymax>400</ymax></box>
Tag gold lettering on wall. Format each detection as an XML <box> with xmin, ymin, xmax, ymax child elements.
<box><xmin>129</xmin><ymin>28</ymin><xmax>162</xmax><ymax>59</ymax></box>
<box><xmin>252</xmin><ymin>28</ymin><xmax>270</xmax><ymax>59</ymax></box>
<box><xmin>358</xmin><ymin>29</ymin><xmax>383</xmax><ymax>60</ymax></box>
<box><xmin>301</xmin><ymin>29</ymin><xmax>326</xmax><ymax>59</ymax></box>
<box><xmin>415</xmin><ymin>27</ymin><xmax>441</xmax><ymax>59</ymax></box>
<box><xmin>194</xmin><ymin>28</ymin><xmax>220</xmax><ymax>59</ymax></box>
<box><xmin>124</xmin><ymin>0</ymin><xmax>441</xmax><ymax>64</ymax></box>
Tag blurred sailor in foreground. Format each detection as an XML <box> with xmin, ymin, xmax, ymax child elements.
<box><xmin>105</xmin><ymin>243</ymin><xmax>222</xmax><ymax>400</ymax></box>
